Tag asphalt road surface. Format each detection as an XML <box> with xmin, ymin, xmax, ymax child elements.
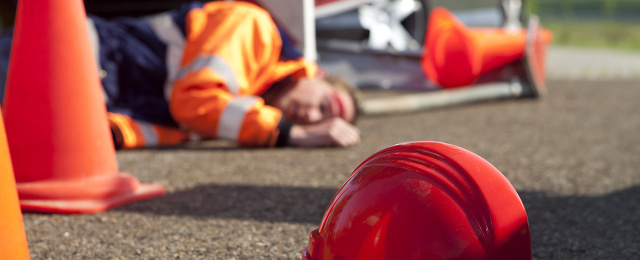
<box><xmin>20</xmin><ymin>47</ymin><xmax>640</xmax><ymax>259</ymax></box>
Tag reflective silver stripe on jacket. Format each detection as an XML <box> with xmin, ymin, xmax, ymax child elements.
<box><xmin>143</xmin><ymin>12</ymin><xmax>186</xmax><ymax>100</ymax></box>
<box><xmin>86</xmin><ymin>17</ymin><xmax>108</xmax><ymax>103</ymax></box>
<box><xmin>217</xmin><ymin>97</ymin><xmax>258</xmax><ymax>141</ymax></box>
<box><xmin>138</xmin><ymin>122</ymin><xmax>159</xmax><ymax>147</ymax></box>
<box><xmin>175</xmin><ymin>55</ymin><xmax>240</xmax><ymax>95</ymax></box>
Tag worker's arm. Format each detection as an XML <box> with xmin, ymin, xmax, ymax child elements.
<box><xmin>170</xmin><ymin>68</ymin><xmax>284</xmax><ymax>147</ymax></box>
<box><xmin>171</xmin><ymin>72</ymin><xmax>360</xmax><ymax>148</ymax></box>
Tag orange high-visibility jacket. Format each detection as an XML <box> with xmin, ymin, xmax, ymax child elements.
<box><xmin>169</xmin><ymin>2</ymin><xmax>318</xmax><ymax>147</ymax></box>
<box><xmin>70</xmin><ymin>1</ymin><xmax>319</xmax><ymax>149</ymax></box>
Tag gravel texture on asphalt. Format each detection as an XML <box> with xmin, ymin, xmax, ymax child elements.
<box><xmin>20</xmin><ymin>78</ymin><xmax>640</xmax><ymax>260</ymax></box>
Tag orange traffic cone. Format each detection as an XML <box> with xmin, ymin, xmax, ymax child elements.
<box><xmin>2</xmin><ymin>0</ymin><xmax>165</xmax><ymax>213</ymax></box>
<box><xmin>422</xmin><ymin>7</ymin><xmax>547</xmax><ymax>88</ymax></box>
<box><xmin>0</xmin><ymin>108</ymin><xmax>30</xmax><ymax>259</ymax></box>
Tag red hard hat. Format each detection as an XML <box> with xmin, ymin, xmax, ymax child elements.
<box><xmin>302</xmin><ymin>141</ymin><xmax>531</xmax><ymax>260</ymax></box>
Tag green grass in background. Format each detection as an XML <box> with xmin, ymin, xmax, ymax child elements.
<box><xmin>543</xmin><ymin>21</ymin><xmax>640</xmax><ymax>52</ymax></box>
<box><xmin>529</xmin><ymin>0</ymin><xmax>640</xmax><ymax>51</ymax></box>
<box><xmin>528</xmin><ymin>0</ymin><xmax>640</xmax><ymax>19</ymax></box>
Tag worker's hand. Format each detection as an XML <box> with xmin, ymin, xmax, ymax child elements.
<box><xmin>288</xmin><ymin>118</ymin><xmax>360</xmax><ymax>147</ymax></box>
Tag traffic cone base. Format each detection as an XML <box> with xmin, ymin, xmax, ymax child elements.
<box><xmin>18</xmin><ymin>174</ymin><xmax>164</xmax><ymax>214</ymax></box>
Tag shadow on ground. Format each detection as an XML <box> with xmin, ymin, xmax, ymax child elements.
<box><xmin>117</xmin><ymin>183</ymin><xmax>640</xmax><ymax>257</ymax></box>
<box><xmin>117</xmin><ymin>183</ymin><xmax>640</xmax><ymax>235</ymax></box>
<box><xmin>523</xmin><ymin>186</ymin><xmax>640</xmax><ymax>258</ymax></box>
<box><xmin>116</xmin><ymin>184</ymin><xmax>339</xmax><ymax>224</ymax></box>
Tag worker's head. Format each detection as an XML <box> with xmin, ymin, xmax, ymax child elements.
<box><xmin>264</xmin><ymin>76</ymin><xmax>359</xmax><ymax>125</ymax></box>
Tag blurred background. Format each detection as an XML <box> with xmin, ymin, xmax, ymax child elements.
<box><xmin>2</xmin><ymin>0</ymin><xmax>639</xmax><ymax>51</ymax></box>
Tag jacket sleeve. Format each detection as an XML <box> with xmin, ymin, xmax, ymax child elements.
<box><xmin>169</xmin><ymin>1</ymin><xmax>293</xmax><ymax>147</ymax></box>
<box><xmin>170</xmin><ymin>69</ymin><xmax>283</xmax><ymax>147</ymax></box>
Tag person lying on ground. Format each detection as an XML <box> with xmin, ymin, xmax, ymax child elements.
<box><xmin>0</xmin><ymin>1</ymin><xmax>360</xmax><ymax>149</ymax></box>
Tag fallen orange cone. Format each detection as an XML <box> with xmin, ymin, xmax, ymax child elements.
<box><xmin>0</xmin><ymin>107</ymin><xmax>30</xmax><ymax>259</ymax></box>
<box><xmin>422</xmin><ymin>7</ymin><xmax>551</xmax><ymax>89</ymax></box>
<box><xmin>2</xmin><ymin>0</ymin><xmax>165</xmax><ymax>213</ymax></box>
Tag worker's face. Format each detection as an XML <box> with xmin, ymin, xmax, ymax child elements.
<box><xmin>275</xmin><ymin>77</ymin><xmax>355</xmax><ymax>125</ymax></box>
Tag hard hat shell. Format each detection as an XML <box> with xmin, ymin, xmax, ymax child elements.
<box><xmin>302</xmin><ymin>141</ymin><xmax>531</xmax><ymax>260</ymax></box>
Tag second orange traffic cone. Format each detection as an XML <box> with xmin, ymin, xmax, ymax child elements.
<box><xmin>0</xmin><ymin>107</ymin><xmax>30</xmax><ymax>259</ymax></box>
<box><xmin>2</xmin><ymin>0</ymin><xmax>165</xmax><ymax>213</ymax></box>
<box><xmin>422</xmin><ymin>7</ymin><xmax>535</xmax><ymax>88</ymax></box>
